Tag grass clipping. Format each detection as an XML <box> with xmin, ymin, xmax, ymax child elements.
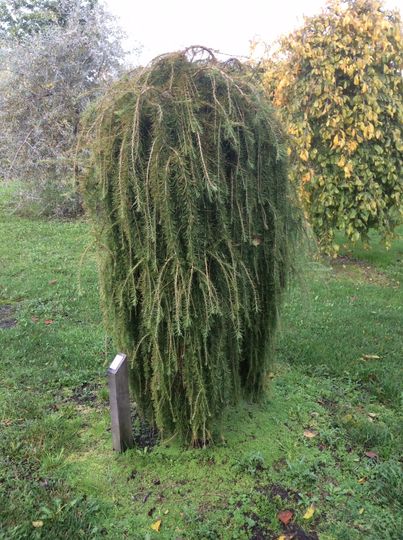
<box><xmin>80</xmin><ymin>48</ymin><xmax>302</xmax><ymax>446</ymax></box>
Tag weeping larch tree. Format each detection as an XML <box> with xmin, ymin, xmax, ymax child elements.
<box><xmin>80</xmin><ymin>47</ymin><xmax>302</xmax><ymax>446</ymax></box>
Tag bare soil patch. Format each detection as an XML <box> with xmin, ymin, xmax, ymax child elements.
<box><xmin>0</xmin><ymin>304</ymin><xmax>17</xmax><ymax>329</ymax></box>
<box><xmin>331</xmin><ymin>255</ymin><xmax>399</xmax><ymax>287</ymax></box>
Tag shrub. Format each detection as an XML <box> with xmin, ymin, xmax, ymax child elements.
<box><xmin>0</xmin><ymin>0</ymin><xmax>124</xmax><ymax>216</ymax></box>
<box><xmin>80</xmin><ymin>48</ymin><xmax>303</xmax><ymax>445</ymax></box>
<box><xmin>261</xmin><ymin>0</ymin><xmax>402</xmax><ymax>254</ymax></box>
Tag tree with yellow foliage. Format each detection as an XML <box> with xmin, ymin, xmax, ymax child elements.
<box><xmin>262</xmin><ymin>0</ymin><xmax>402</xmax><ymax>253</ymax></box>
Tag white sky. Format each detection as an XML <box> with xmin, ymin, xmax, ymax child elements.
<box><xmin>104</xmin><ymin>0</ymin><xmax>402</xmax><ymax>65</ymax></box>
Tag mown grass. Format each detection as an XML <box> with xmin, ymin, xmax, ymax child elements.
<box><xmin>0</xmin><ymin>191</ymin><xmax>402</xmax><ymax>539</ymax></box>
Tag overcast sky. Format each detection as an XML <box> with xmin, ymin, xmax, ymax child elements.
<box><xmin>104</xmin><ymin>0</ymin><xmax>402</xmax><ymax>65</ymax></box>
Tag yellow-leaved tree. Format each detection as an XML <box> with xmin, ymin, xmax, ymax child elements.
<box><xmin>262</xmin><ymin>0</ymin><xmax>402</xmax><ymax>253</ymax></box>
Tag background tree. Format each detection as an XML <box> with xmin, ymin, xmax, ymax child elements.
<box><xmin>0</xmin><ymin>0</ymin><xmax>97</xmax><ymax>39</ymax></box>
<box><xmin>0</xmin><ymin>0</ymin><xmax>126</xmax><ymax>216</ymax></box>
<box><xmin>262</xmin><ymin>0</ymin><xmax>402</xmax><ymax>253</ymax></box>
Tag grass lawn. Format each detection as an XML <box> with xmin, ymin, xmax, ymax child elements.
<box><xmin>0</xmin><ymin>194</ymin><xmax>402</xmax><ymax>539</ymax></box>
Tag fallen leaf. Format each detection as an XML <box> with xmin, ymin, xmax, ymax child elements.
<box><xmin>31</xmin><ymin>316</ymin><xmax>39</xmax><ymax>323</ymax></box>
<box><xmin>303</xmin><ymin>505</ymin><xmax>315</xmax><ymax>520</ymax></box>
<box><xmin>365</xmin><ymin>451</ymin><xmax>378</xmax><ymax>459</ymax></box>
<box><xmin>163</xmin><ymin>509</ymin><xmax>169</xmax><ymax>515</ymax></box>
<box><xmin>358</xmin><ymin>477</ymin><xmax>367</xmax><ymax>484</ymax></box>
<box><xmin>367</xmin><ymin>412</ymin><xmax>378</xmax><ymax>419</ymax></box>
<box><xmin>358</xmin><ymin>508</ymin><xmax>365</xmax><ymax>515</ymax></box>
<box><xmin>32</xmin><ymin>521</ymin><xmax>44</xmax><ymax>528</ymax></box>
<box><xmin>278</xmin><ymin>536</ymin><xmax>287</xmax><ymax>540</ymax></box>
<box><xmin>361</xmin><ymin>354</ymin><xmax>380</xmax><ymax>361</ymax></box>
<box><xmin>342</xmin><ymin>413</ymin><xmax>353</xmax><ymax>423</ymax></box>
<box><xmin>252</xmin><ymin>236</ymin><xmax>262</xmax><ymax>247</ymax></box>
<box><xmin>303</xmin><ymin>429</ymin><xmax>317</xmax><ymax>438</ymax></box>
<box><xmin>151</xmin><ymin>519</ymin><xmax>161</xmax><ymax>532</ymax></box>
<box><xmin>49</xmin><ymin>279</ymin><xmax>57</xmax><ymax>285</ymax></box>
<box><xmin>278</xmin><ymin>510</ymin><xmax>293</xmax><ymax>525</ymax></box>
<box><xmin>44</xmin><ymin>319</ymin><xmax>54</xmax><ymax>325</ymax></box>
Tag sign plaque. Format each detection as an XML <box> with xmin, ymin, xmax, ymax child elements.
<box><xmin>108</xmin><ymin>353</ymin><xmax>134</xmax><ymax>452</ymax></box>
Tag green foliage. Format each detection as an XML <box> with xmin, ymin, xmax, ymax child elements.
<box><xmin>234</xmin><ymin>451</ymin><xmax>266</xmax><ymax>476</ymax></box>
<box><xmin>369</xmin><ymin>460</ymin><xmax>403</xmax><ymax>506</ymax></box>
<box><xmin>262</xmin><ymin>0</ymin><xmax>402</xmax><ymax>254</ymax></box>
<box><xmin>80</xmin><ymin>48</ymin><xmax>302</xmax><ymax>445</ymax></box>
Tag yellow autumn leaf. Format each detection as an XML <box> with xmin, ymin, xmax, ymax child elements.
<box><xmin>337</xmin><ymin>156</ymin><xmax>346</xmax><ymax>167</ymax></box>
<box><xmin>303</xmin><ymin>505</ymin><xmax>316</xmax><ymax>520</ymax></box>
<box><xmin>278</xmin><ymin>536</ymin><xmax>287</xmax><ymax>540</ymax></box>
<box><xmin>343</xmin><ymin>161</ymin><xmax>353</xmax><ymax>178</ymax></box>
<box><xmin>333</xmin><ymin>133</ymin><xmax>339</xmax><ymax>147</ymax></box>
<box><xmin>32</xmin><ymin>521</ymin><xmax>44</xmax><ymax>528</ymax></box>
<box><xmin>366</xmin><ymin>123</ymin><xmax>375</xmax><ymax>138</ymax></box>
<box><xmin>299</xmin><ymin>149</ymin><xmax>309</xmax><ymax>161</ymax></box>
<box><xmin>347</xmin><ymin>140</ymin><xmax>358</xmax><ymax>152</ymax></box>
<box><xmin>151</xmin><ymin>519</ymin><xmax>162</xmax><ymax>532</ymax></box>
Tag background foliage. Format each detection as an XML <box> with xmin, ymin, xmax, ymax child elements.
<box><xmin>261</xmin><ymin>0</ymin><xmax>402</xmax><ymax>253</ymax></box>
<box><xmin>0</xmin><ymin>0</ymin><xmax>98</xmax><ymax>39</ymax></box>
<box><xmin>0</xmin><ymin>0</ymin><xmax>125</xmax><ymax>216</ymax></box>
